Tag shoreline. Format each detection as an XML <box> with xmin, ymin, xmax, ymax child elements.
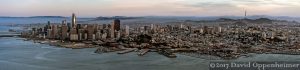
<box><xmin>20</xmin><ymin>37</ymin><xmax>300</xmax><ymax>60</ymax></box>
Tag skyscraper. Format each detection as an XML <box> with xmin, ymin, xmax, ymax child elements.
<box><xmin>70</xmin><ymin>13</ymin><xmax>78</xmax><ymax>41</ymax></box>
<box><xmin>87</xmin><ymin>25</ymin><xmax>95</xmax><ymax>40</ymax></box>
<box><xmin>112</xmin><ymin>19</ymin><xmax>121</xmax><ymax>31</ymax></box>
<box><xmin>111</xmin><ymin>19</ymin><xmax>120</xmax><ymax>38</ymax></box>
<box><xmin>51</xmin><ymin>25</ymin><xmax>58</xmax><ymax>39</ymax></box>
<box><xmin>72</xmin><ymin>13</ymin><xmax>77</xmax><ymax>28</ymax></box>
<box><xmin>125</xmin><ymin>25</ymin><xmax>130</xmax><ymax>36</ymax></box>
<box><xmin>61</xmin><ymin>20</ymin><xmax>68</xmax><ymax>40</ymax></box>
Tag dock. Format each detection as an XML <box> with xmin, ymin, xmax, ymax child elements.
<box><xmin>138</xmin><ymin>49</ymin><xmax>150</xmax><ymax>56</ymax></box>
<box><xmin>158</xmin><ymin>50</ymin><xmax>177</xmax><ymax>58</ymax></box>
<box><xmin>117</xmin><ymin>48</ymin><xmax>136</xmax><ymax>54</ymax></box>
<box><xmin>0</xmin><ymin>32</ymin><xmax>21</xmax><ymax>37</ymax></box>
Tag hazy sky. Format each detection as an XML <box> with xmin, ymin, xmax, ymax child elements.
<box><xmin>0</xmin><ymin>0</ymin><xmax>300</xmax><ymax>17</ymax></box>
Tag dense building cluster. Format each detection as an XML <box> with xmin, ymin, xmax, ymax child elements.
<box><xmin>21</xmin><ymin>13</ymin><xmax>300</xmax><ymax>59</ymax></box>
<box><xmin>22</xmin><ymin>13</ymin><xmax>126</xmax><ymax>42</ymax></box>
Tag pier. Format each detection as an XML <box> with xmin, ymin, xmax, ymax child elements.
<box><xmin>0</xmin><ymin>32</ymin><xmax>21</xmax><ymax>37</ymax></box>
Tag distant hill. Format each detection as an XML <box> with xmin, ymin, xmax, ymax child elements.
<box><xmin>216</xmin><ymin>15</ymin><xmax>300</xmax><ymax>22</ymax></box>
<box><xmin>28</xmin><ymin>16</ymin><xmax>66</xmax><ymax>18</ymax></box>
<box><xmin>94</xmin><ymin>16</ymin><xmax>143</xmax><ymax>20</ymax></box>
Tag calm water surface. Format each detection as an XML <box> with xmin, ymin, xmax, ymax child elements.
<box><xmin>1</xmin><ymin>19</ymin><xmax>300</xmax><ymax>70</ymax></box>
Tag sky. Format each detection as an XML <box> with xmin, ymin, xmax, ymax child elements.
<box><xmin>0</xmin><ymin>0</ymin><xmax>300</xmax><ymax>17</ymax></box>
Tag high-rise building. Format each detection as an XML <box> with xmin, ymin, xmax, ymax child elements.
<box><xmin>72</xmin><ymin>13</ymin><xmax>77</xmax><ymax>28</ymax></box>
<box><xmin>217</xmin><ymin>26</ymin><xmax>222</xmax><ymax>33</ymax></box>
<box><xmin>111</xmin><ymin>19</ymin><xmax>120</xmax><ymax>38</ymax></box>
<box><xmin>116</xmin><ymin>31</ymin><xmax>121</xmax><ymax>39</ymax></box>
<box><xmin>96</xmin><ymin>30</ymin><xmax>101</xmax><ymax>40</ymax></box>
<box><xmin>51</xmin><ymin>25</ymin><xmax>58</xmax><ymax>39</ymax></box>
<box><xmin>62</xmin><ymin>20</ymin><xmax>67</xmax><ymax>25</ymax></box>
<box><xmin>112</xmin><ymin>19</ymin><xmax>121</xmax><ymax>31</ymax></box>
<box><xmin>180</xmin><ymin>24</ymin><xmax>184</xmax><ymax>29</ymax></box>
<box><xmin>47</xmin><ymin>21</ymin><xmax>51</xmax><ymax>29</ymax></box>
<box><xmin>125</xmin><ymin>25</ymin><xmax>130</xmax><ymax>36</ymax></box>
<box><xmin>69</xmin><ymin>29</ymin><xmax>78</xmax><ymax>41</ymax></box>
<box><xmin>61</xmin><ymin>20</ymin><xmax>68</xmax><ymax>40</ymax></box>
<box><xmin>47</xmin><ymin>29</ymin><xmax>52</xmax><ymax>38</ymax></box>
<box><xmin>69</xmin><ymin>13</ymin><xmax>78</xmax><ymax>41</ymax></box>
<box><xmin>78</xmin><ymin>29</ymin><xmax>85</xmax><ymax>41</ymax></box>
<box><xmin>151</xmin><ymin>24</ymin><xmax>155</xmax><ymax>30</ymax></box>
<box><xmin>110</xmin><ymin>29</ymin><xmax>115</xmax><ymax>38</ymax></box>
<box><xmin>87</xmin><ymin>25</ymin><xmax>95</xmax><ymax>40</ymax></box>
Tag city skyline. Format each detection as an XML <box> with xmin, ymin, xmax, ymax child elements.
<box><xmin>0</xmin><ymin>0</ymin><xmax>300</xmax><ymax>17</ymax></box>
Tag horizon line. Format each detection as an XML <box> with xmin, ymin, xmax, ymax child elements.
<box><xmin>1</xmin><ymin>15</ymin><xmax>300</xmax><ymax>18</ymax></box>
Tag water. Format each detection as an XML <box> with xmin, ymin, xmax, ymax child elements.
<box><xmin>1</xmin><ymin>19</ymin><xmax>300</xmax><ymax>70</ymax></box>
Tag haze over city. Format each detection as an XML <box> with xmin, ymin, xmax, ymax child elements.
<box><xmin>1</xmin><ymin>0</ymin><xmax>300</xmax><ymax>17</ymax></box>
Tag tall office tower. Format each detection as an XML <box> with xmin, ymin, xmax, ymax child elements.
<box><xmin>125</xmin><ymin>25</ymin><xmax>130</xmax><ymax>36</ymax></box>
<box><xmin>217</xmin><ymin>26</ymin><xmax>222</xmax><ymax>33</ymax></box>
<box><xmin>51</xmin><ymin>25</ymin><xmax>58</xmax><ymax>39</ymax></box>
<box><xmin>87</xmin><ymin>25</ymin><xmax>95</xmax><ymax>40</ymax></box>
<box><xmin>116</xmin><ymin>31</ymin><xmax>121</xmax><ymax>39</ymax></box>
<box><xmin>94</xmin><ymin>24</ymin><xmax>99</xmax><ymax>31</ymax></box>
<box><xmin>84</xmin><ymin>33</ymin><xmax>88</xmax><ymax>40</ymax></box>
<box><xmin>77</xmin><ymin>29</ymin><xmax>85</xmax><ymax>41</ymax></box>
<box><xmin>62</xmin><ymin>20</ymin><xmax>67</xmax><ymax>25</ymax></box>
<box><xmin>111</xmin><ymin>19</ymin><xmax>120</xmax><ymax>38</ymax></box>
<box><xmin>47</xmin><ymin>29</ymin><xmax>52</xmax><ymax>39</ymax></box>
<box><xmin>244</xmin><ymin>10</ymin><xmax>247</xmax><ymax>18</ymax></box>
<box><xmin>92</xmin><ymin>34</ymin><xmax>96</xmax><ymax>41</ymax></box>
<box><xmin>151</xmin><ymin>24</ymin><xmax>155</xmax><ymax>30</ymax></box>
<box><xmin>72</xmin><ymin>13</ymin><xmax>77</xmax><ymax>28</ymax></box>
<box><xmin>69</xmin><ymin>28</ymin><xmax>78</xmax><ymax>41</ymax></box>
<box><xmin>69</xmin><ymin>13</ymin><xmax>78</xmax><ymax>41</ymax></box>
<box><xmin>61</xmin><ymin>20</ymin><xmax>68</xmax><ymax>40</ymax></box>
<box><xmin>96</xmin><ymin>30</ymin><xmax>101</xmax><ymax>40</ymax></box>
<box><xmin>67</xmin><ymin>23</ymin><xmax>71</xmax><ymax>30</ymax></box>
<box><xmin>110</xmin><ymin>28</ymin><xmax>115</xmax><ymax>38</ymax></box>
<box><xmin>180</xmin><ymin>24</ymin><xmax>184</xmax><ymax>29</ymax></box>
<box><xmin>44</xmin><ymin>21</ymin><xmax>51</xmax><ymax>34</ymax></box>
<box><xmin>112</xmin><ymin>19</ymin><xmax>121</xmax><ymax>31</ymax></box>
<box><xmin>47</xmin><ymin>21</ymin><xmax>51</xmax><ymax>29</ymax></box>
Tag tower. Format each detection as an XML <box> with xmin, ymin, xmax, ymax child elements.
<box><xmin>244</xmin><ymin>10</ymin><xmax>247</xmax><ymax>19</ymax></box>
<box><xmin>111</xmin><ymin>19</ymin><xmax>120</xmax><ymax>38</ymax></box>
<box><xmin>72</xmin><ymin>13</ymin><xmax>77</xmax><ymax>29</ymax></box>
<box><xmin>112</xmin><ymin>19</ymin><xmax>120</xmax><ymax>31</ymax></box>
<box><xmin>125</xmin><ymin>25</ymin><xmax>130</xmax><ymax>36</ymax></box>
<box><xmin>69</xmin><ymin>13</ymin><xmax>78</xmax><ymax>41</ymax></box>
<box><xmin>61</xmin><ymin>20</ymin><xmax>68</xmax><ymax>40</ymax></box>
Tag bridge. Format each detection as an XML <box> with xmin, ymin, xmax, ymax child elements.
<box><xmin>0</xmin><ymin>32</ymin><xmax>21</xmax><ymax>37</ymax></box>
